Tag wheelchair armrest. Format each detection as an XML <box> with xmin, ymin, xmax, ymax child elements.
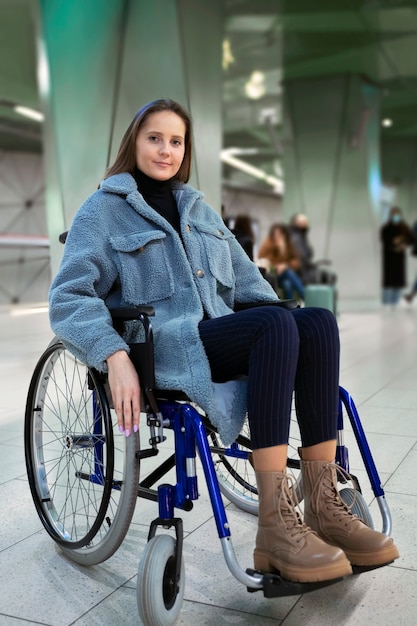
<box><xmin>234</xmin><ymin>299</ymin><xmax>300</xmax><ymax>312</ymax></box>
<box><xmin>109</xmin><ymin>305</ymin><xmax>155</xmax><ymax>322</ymax></box>
<box><xmin>109</xmin><ymin>306</ymin><xmax>156</xmax><ymax>391</ymax></box>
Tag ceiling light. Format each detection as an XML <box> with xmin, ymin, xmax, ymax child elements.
<box><xmin>13</xmin><ymin>105</ymin><xmax>44</xmax><ymax>122</ymax></box>
<box><xmin>222</xmin><ymin>39</ymin><xmax>235</xmax><ymax>70</ymax></box>
<box><xmin>245</xmin><ymin>71</ymin><xmax>266</xmax><ymax>100</ymax></box>
<box><xmin>382</xmin><ymin>118</ymin><xmax>392</xmax><ymax>128</ymax></box>
<box><xmin>221</xmin><ymin>148</ymin><xmax>283</xmax><ymax>193</ymax></box>
<box><xmin>226</xmin><ymin>147</ymin><xmax>259</xmax><ymax>156</ymax></box>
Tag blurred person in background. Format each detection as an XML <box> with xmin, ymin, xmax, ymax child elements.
<box><xmin>289</xmin><ymin>213</ymin><xmax>336</xmax><ymax>286</ymax></box>
<box><xmin>289</xmin><ymin>213</ymin><xmax>314</xmax><ymax>282</ymax></box>
<box><xmin>404</xmin><ymin>217</ymin><xmax>417</xmax><ymax>304</ymax></box>
<box><xmin>232</xmin><ymin>214</ymin><xmax>255</xmax><ymax>260</ymax></box>
<box><xmin>257</xmin><ymin>223</ymin><xmax>305</xmax><ymax>300</ymax></box>
<box><xmin>380</xmin><ymin>206</ymin><xmax>414</xmax><ymax>306</ymax></box>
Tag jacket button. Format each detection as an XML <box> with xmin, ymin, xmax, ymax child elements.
<box><xmin>196</xmin><ymin>269</ymin><xmax>205</xmax><ymax>278</ymax></box>
<box><xmin>217</xmin><ymin>229</ymin><xmax>224</xmax><ymax>236</ymax></box>
<box><xmin>186</xmin><ymin>224</ymin><xmax>191</xmax><ymax>232</ymax></box>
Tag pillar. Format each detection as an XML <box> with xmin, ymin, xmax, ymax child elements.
<box><xmin>37</xmin><ymin>0</ymin><xmax>224</xmax><ymax>275</ymax></box>
<box><xmin>282</xmin><ymin>74</ymin><xmax>382</xmax><ymax>302</ymax></box>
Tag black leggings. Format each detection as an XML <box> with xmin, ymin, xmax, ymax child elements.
<box><xmin>198</xmin><ymin>306</ymin><xmax>340</xmax><ymax>450</ymax></box>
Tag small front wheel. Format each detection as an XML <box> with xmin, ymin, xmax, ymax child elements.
<box><xmin>137</xmin><ymin>534</ymin><xmax>185</xmax><ymax>626</ymax></box>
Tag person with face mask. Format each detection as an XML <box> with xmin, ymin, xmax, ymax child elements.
<box><xmin>289</xmin><ymin>214</ymin><xmax>336</xmax><ymax>286</ymax></box>
<box><xmin>403</xmin><ymin>219</ymin><xmax>417</xmax><ymax>304</ymax></box>
<box><xmin>380</xmin><ymin>207</ymin><xmax>414</xmax><ymax>306</ymax></box>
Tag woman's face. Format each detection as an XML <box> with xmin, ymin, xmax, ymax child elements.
<box><xmin>135</xmin><ymin>111</ymin><xmax>186</xmax><ymax>181</ymax></box>
<box><xmin>272</xmin><ymin>228</ymin><xmax>285</xmax><ymax>247</ymax></box>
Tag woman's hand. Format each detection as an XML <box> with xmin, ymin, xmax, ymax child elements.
<box><xmin>275</xmin><ymin>262</ymin><xmax>288</xmax><ymax>274</ymax></box>
<box><xmin>107</xmin><ymin>350</ymin><xmax>141</xmax><ymax>437</ymax></box>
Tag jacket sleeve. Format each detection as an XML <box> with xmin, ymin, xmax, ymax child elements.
<box><xmin>48</xmin><ymin>195</ymin><xmax>129</xmax><ymax>371</ymax></box>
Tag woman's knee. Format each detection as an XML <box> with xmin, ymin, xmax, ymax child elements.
<box><xmin>255</xmin><ymin>306</ymin><xmax>300</xmax><ymax>350</ymax></box>
<box><xmin>292</xmin><ymin>307</ymin><xmax>339</xmax><ymax>343</ymax></box>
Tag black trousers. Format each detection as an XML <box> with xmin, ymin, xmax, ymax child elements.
<box><xmin>198</xmin><ymin>306</ymin><xmax>340</xmax><ymax>450</ymax></box>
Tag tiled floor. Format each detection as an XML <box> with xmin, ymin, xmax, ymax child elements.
<box><xmin>1</xmin><ymin>300</ymin><xmax>416</xmax><ymax>625</ymax></box>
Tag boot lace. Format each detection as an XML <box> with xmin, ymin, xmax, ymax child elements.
<box><xmin>279</xmin><ymin>474</ymin><xmax>316</xmax><ymax>542</ymax></box>
<box><xmin>312</xmin><ymin>462</ymin><xmax>361</xmax><ymax>528</ymax></box>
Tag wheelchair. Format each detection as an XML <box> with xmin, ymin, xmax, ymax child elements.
<box><xmin>24</xmin><ymin>301</ymin><xmax>394</xmax><ymax>626</ymax></box>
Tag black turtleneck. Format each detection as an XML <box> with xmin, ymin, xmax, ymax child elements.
<box><xmin>133</xmin><ymin>168</ymin><xmax>181</xmax><ymax>235</ymax></box>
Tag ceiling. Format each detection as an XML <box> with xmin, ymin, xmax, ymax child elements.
<box><xmin>1</xmin><ymin>0</ymin><xmax>417</xmax><ymax>188</ymax></box>
<box><xmin>0</xmin><ymin>0</ymin><xmax>40</xmax><ymax>152</ymax></box>
<box><xmin>222</xmin><ymin>0</ymin><xmax>417</xmax><ymax>187</ymax></box>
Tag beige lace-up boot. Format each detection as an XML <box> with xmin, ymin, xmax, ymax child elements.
<box><xmin>254</xmin><ymin>470</ymin><xmax>352</xmax><ymax>582</ymax></box>
<box><xmin>301</xmin><ymin>458</ymin><xmax>400</xmax><ymax>567</ymax></box>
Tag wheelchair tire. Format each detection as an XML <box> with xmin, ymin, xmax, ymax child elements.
<box><xmin>137</xmin><ymin>535</ymin><xmax>185</xmax><ymax>626</ymax></box>
<box><xmin>211</xmin><ymin>428</ymin><xmax>258</xmax><ymax>515</ymax></box>
<box><xmin>339</xmin><ymin>487</ymin><xmax>374</xmax><ymax>529</ymax></box>
<box><xmin>210</xmin><ymin>418</ymin><xmax>302</xmax><ymax>516</ymax></box>
<box><xmin>24</xmin><ymin>339</ymin><xmax>140</xmax><ymax>566</ymax></box>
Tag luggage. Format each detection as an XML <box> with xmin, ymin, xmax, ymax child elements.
<box><xmin>304</xmin><ymin>284</ymin><xmax>337</xmax><ymax>314</ymax></box>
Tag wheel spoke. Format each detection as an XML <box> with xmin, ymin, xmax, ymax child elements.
<box><xmin>25</xmin><ymin>340</ymin><xmax>140</xmax><ymax>564</ymax></box>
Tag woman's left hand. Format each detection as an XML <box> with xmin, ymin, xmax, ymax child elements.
<box><xmin>107</xmin><ymin>350</ymin><xmax>141</xmax><ymax>437</ymax></box>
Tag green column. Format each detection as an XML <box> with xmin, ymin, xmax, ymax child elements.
<box><xmin>38</xmin><ymin>0</ymin><xmax>223</xmax><ymax>275</ymax></box>
<box><xmin>283</xmin><ymin>74</ymin><xmax>382</xmax><ymax>302</ymax></box>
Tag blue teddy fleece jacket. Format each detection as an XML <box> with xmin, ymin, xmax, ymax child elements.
<box><xmin>49</xmin><ymin>173</ymin><xmax>278</xmax><ymax>444</ymax></box>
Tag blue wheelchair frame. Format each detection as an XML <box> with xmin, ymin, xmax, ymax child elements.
<box><xmin>96</xmin><ymin>304</ymin><xmax>394</xmax><ymax>598</ymax></box>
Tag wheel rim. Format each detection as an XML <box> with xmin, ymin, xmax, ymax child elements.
<box><xmin>25</xmin><ymin>342</ymin><xmax>114</xmax><ymax>548</ymax></box>
<box><xmin>163</xmin><ymin>555</ymin><xmax>178</xmax><ymax>610</ymax></box>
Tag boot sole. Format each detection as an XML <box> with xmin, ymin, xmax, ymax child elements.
<box><xmin>344</xmin><ymin>543</ymin><xmax>400</xmax><ymax>567</ymax></box>
<box><xmin>253</xmin><ymin>549</ymin><xmax>352</xmax><ymax>583</ymax></box>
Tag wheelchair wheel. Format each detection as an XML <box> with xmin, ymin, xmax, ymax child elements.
<box><xmin>210</xmin><ymin>420</ymin><xmax>258</xmax><ymax>515</ymax></box>
<box><xmin>137</xmin><ymin>535</ymin><xmax>185</xmax><ymax>626</ymax></box>
<box><xmin>339</xmin><ymin>487</ymin><xmax>374</xmax><ymax>529</ymax></box>
<box><xmin>24</xmin><ymin>339</ymin><xmax>140</xmax><ymax>566</ymax></box>
<box><xmin>210</xmin><ymin>418</ymin><xmax>302</xmax><ymax>516</ymax></box>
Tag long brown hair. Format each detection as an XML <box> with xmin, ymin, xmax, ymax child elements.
<box><xmin>258</xmin><ymin>223</ymin><xmax>299</xmax><ymax>264</ymax></box>
<box><xmin>104</xmin><ymin>99</ymin><xmax>193</xmax><ymax>182</ymax></box>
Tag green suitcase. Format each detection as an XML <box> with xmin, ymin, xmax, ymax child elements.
<box><xmin>304</xmin><ymin>285</ymin><xmax>337</xmax><ymax>314</ymax></box>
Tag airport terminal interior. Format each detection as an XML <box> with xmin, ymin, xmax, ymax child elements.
<box><xmin>1</xmin><ymin>1</ymin><xmax>417</xmax><ymax>624</ymax></box>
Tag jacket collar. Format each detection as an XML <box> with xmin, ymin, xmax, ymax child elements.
<box><xmin>100</xmin><ymin>173</ymin><xmax>203</xmax><ymax>220</ymax></box>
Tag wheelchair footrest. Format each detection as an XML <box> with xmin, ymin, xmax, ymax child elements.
<box><xmin>246</xmin><ymin>569</ymin><xmax>344</xmax><ymax>598</ymax></box>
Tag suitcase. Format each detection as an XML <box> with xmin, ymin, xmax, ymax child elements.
<box><xmin>304</xmin><ymin>284</ymin><xmax>337</xmax><ymax>314</ymax></box>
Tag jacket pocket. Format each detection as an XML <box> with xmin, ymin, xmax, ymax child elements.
<box><xmin>196</xmin><ymin>226</ymin><xmax>234</xmax><ymax>288</ymax></box>
<box><xmin>110</xmin><ymin>230</ymin><xmax>174</xmax><ymax>304</ymax></box>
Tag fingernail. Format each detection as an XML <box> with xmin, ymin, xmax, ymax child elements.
<box><xmin>119</xmin><ymin>425</ymin><xmax>124</xmax><ymax>433</ymax></box>
<box><xmin>133</xmin><ymin>424</ymin><xmax>139</xmax><ymax>433</ymax></box>
<box><xmin>125</xmin><ymin>429</ymin><xmax>130</xmax><ymax>438</ymax></box>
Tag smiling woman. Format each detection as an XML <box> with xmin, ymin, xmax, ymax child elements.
<box><xmin>49</xmin><ymin>97</ymin><xmax>399</xmax><ymax>590</ymax></box>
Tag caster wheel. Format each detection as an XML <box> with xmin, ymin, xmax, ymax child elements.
<box><xmin>137</xmin><ymin>534</ymin><xmax>185</xmax><ymax>626</ymax></box>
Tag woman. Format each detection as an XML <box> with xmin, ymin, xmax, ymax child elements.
<box><xmin>380</xmin><ymin>206</ymin><xmax>414</xmax><ymax>306</ymax></box>
<box><xmin>49</xmin><ymin>99</ymin><xmax>398</xmax><ymax>583</ymax></box>
<box><xmin>257</xmin><ymin>223</ymin><xmax>305</xmax><ymax>300</ymax></box>
<box><xmin>232</xmin><ymin>214</ymin><xmax>255</xmax><ymax>260</ymax></box>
